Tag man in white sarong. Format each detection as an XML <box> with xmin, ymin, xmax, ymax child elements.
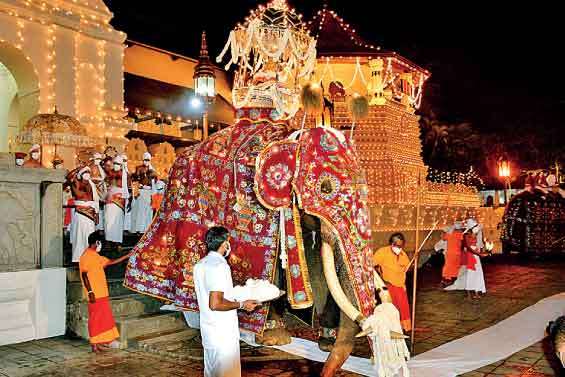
<box><xmin>445</xmin><ymin>218</ymin><xmax>486</xmax><ymax>299</ymax></box>
<box><xmin>68</xmin><ymin>166</ymin><xmax>99</xmax><ymax>262</ymax></box>
<box><xmin>193</xmin><ymin>226</ymin><xmax>259</xmax><ymax>377</ymax></box>
<box><xmin>89</xmin><ymin>152</ymin><xmax>107</xmax><ymax>232</ymax></box>
<box><xmin>131</xmin><ymin>152</ymin><xmax>156</xmax><ymax>234</ymax></box>
<box><xmin>104</xmin><ymin>155</ymin><xmax>129</xmax><ymax>244</ymax></box>
<box><xmin>121</xmin><ymin>154</ymin><xmax>132</xmax><ymax>233</ymax></box>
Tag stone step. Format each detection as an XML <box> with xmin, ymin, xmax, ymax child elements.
<box><xmin>117</xmin><ymin>312</ymin><xmax>188</xmax><ymax>348</ymax></box>
<box><xmin>131</xmin><ymin>328</ymin><xmax>199</xmax><ymax>349</ymax></box>
<box><xmin>67</xmin><ymin>293</ymin><xmax>165</xmax><ymax>339</ymax></box>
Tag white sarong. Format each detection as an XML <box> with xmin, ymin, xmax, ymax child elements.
<box><xmin>70</xmin><ymin>201</ymin><xmax>97</xmax><ymax>262</ymax></box>
<box><xmin>124</xmin><ymin>207</ymin><xmax>132</xmax><ymax>232</ymax></box>
<box><xmin>104</xmin><ymin>186</ymin><xmax>124</xmax><ymax>243</ymax></box>
<box><xmin>133</xmin><ymin>187</ymin><xmax>153</xmax><ymax>233</ymax></box>
<box><xmin>444</xmin><ymin>255</ymin><xmax>486</xmax><ymax>293</ymax></box>
<box><xmin>96</xmin><ymin>208</ymin><xmax>105</xmax><ymax>231</ymax></box>
<box><xmin>204</xmin><ymin>342</ymin><xmax>241</xmax><ymax>377</ymax></box>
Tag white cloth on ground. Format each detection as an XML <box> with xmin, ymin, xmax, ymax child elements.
<box><xmin>194</xmin><ymin>251</ymin><xmax>241</xmax><ymax>377</ymax></box>
<box><xmin>407</xmin><ymin>292</ymin><xmax>565</xmax><ymax>377</ymax></box>
<box><xmin>104</xmin><ymin>186</ymin><xmax>124</xmax><ymax>243</ymax></box>
<box><xmin>132</xmin><ymin>187</ymin><xmax>153</xmax><ymax>233</ymax></box>
<box><xmin>70</xmin><ymin>200</ymin><xmax>96</xmax><ymax>262</ymax></box>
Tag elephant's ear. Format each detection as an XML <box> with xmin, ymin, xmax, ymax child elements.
<box><xmin>254</xmin><ymin>140</ymin><xmax>298</xmax><ymax>210</ymax></box>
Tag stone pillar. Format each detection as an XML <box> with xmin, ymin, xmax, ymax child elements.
<box><xmin>41</xmin><ymin>181</ymin><xmax>63</xmax><ymax>268</ymax></box>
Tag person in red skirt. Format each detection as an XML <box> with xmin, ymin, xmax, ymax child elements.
<box><xmin>373</xmin><ymin>233</ymin><xmax>411</xmax><ymax>332</ymax></box>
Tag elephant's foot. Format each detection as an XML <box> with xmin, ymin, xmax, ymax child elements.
<box><xmin>256</xmin><ymin>327</ymin><xmax>291</xmax><ymax>346</ymax></box>
<box><xmin>318</xmin><ymin>327</ymin><xmax>337</xmax><ymax>352</ymax></box>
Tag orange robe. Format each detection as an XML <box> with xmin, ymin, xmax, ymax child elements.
<box><xmin>79</xmin><ymin>248</ymin><xmax>119</xmax><ymax>345</ymax></box>
<box><xmin>373</xmin><ymin>245</ymin><xmax>411</xmax><ymax>331</ymax></box>
<box><xmin>442</xmin><ymin>231</ymin><xmax>464</xmax><ymax>280</ymax></box>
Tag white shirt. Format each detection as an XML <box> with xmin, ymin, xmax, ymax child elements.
<box><xmin>193</xmin><ymin>251</ymin><xmax>240</xmax><ymax>349</ymax></box>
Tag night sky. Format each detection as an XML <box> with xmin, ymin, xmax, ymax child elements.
<box><xmin>104</xmin><ymin>0</ymin><xmax>564</xmax><ymax>155</ymax></box>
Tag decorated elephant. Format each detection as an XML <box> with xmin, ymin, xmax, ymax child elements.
<box><xmin>124</xmin><ymin>1</ymin><xmax>407</xmax><ymax>376</ymax></box>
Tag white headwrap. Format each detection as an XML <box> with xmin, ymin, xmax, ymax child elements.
<box><xmin>465</xmin><ymin>218</ymin><xmax>484</xmax><ymax>249</ymax></box>
<box><xmin>113</xmin><ymin>156</ymin><xmax>129</xmax><ymax>199</ymax></box>
<box><xmin>77</xmin><ymin>166</ymin><xmax>100</xmax><ymax>212</ymax></box>
<box><xmin>143</xmin><ymin>152</ymin><xmax>155</xmax><ymax>171</ymax></box>
<box><xmin>29</xmin><ymin>144</ymin><xmax>41</xmax><ymax>153</ymax></box>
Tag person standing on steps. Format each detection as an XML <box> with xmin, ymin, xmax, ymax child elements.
<box><xmin>79</xmin><ymin>232</ymin><xmax>132</xmax><ymax>352</ymax></box>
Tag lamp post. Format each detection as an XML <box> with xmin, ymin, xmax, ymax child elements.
<box><xmin>193</xmin><ymin>31</ymin><xmax>216</xmax><ymax>141</ymax></box>
<box><xmin>498</xmin><ymin>158</ymin><xmax>511</xmax><ymax>204</ymax></box>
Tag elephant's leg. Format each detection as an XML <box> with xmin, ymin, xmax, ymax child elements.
<box><xmin>318</xmin><ymin>292</ymin><xmax>339</xmax><ymax>352</ymax></box>
<box><xmin>255</xmin><ymin>264</ymin><xmax>291</xmax><ymax>346</ymax></box>
<box><xmin>320</xmin><ymin>309</ymin><xmax>357</xmax><ymax>377</ymax></box>
<box><xmin>255</xmin><ymin>297</ymin><xmax>291</xmax><ymax>346</ymax></box>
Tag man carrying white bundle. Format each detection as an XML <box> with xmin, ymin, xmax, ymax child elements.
<box><xmin>89</xmin><ymin>152</ymin><xmax>107</xmax><ymax>232</ymax></box>
<box><xmin>193</xmin><ymin>226</ymin><xmax>260</xmax><ymax>377</ymax></box>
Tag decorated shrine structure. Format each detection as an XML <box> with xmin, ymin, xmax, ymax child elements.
<box><xmin>306</xmin><ymin>6</ymin><xmax>501</xmax><ymax>249</ymax></box>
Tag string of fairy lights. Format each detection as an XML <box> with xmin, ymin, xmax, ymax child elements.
<box><xmin>427</xmin><ymin>167</ymin><xmax>485</xmax><ymax>189</ymax></box>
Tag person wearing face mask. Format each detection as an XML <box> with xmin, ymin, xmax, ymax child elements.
<box><xmin>67</xmin><ymin>166</ymin><xmax>100</xmax><ymax>262</ymax></box>
<box><xmin>89</xmin><ymin>152</ymin><xmax>108</xmax><ymax>231</ymax></box>
<box><xmin>193</xmin><ymin>226</ymin><xmax>260</xmax><ymax>377</ymax></box>
<box><xmin>440</xmin><ymin>220</ymin><xmax>465</xmax><ymax>288</ymax></box>
<box><xmin>14</xmin><ymin>152</ymin><xmax>27</xmax><ymax>167</ymax></box>
<box><xmin>23</xmin><ymin>144</ymin><xmax>43</xmax><ymax>168</ymax></box>
<box><xmin>79</xmin><ymin>232</ymin><xmax>132</xmax><ymax>352</ymax></box>
<box><xmin>131</xmin><ymin>152</ymin><xmax>156</xmax><ymax>234</ymax></box>
<box><xmin>373</xmin><ymin>233</ymin><xmax>412</xmax><ymax>332</ymax></box>
<box><xmin>104</xmin><ymin>155</ymin><xmax>130</xmax><ymax>245</ymax></box>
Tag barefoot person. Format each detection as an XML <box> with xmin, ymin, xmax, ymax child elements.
<box><xmin>373</xmin><ymin>233</ymin><xmax>412</xmax><ymax>332</ymax></box>
<box><xmin>79</xmin><ymin>232</ymin><xmax>131</xmax><ymax>352</ymax></box>
<box><xmin>194</xmin><ymin>226</ymin><xmax>260</xmax><ymax>377</ymax></box>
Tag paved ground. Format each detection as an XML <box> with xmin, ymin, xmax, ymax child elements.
<box><xmin>1</xmin><ymin>255</ymin><xmax>564</xmax><ymax>377</ymax></box>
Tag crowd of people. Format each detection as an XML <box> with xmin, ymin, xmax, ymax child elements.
<box><xmin>13</xmin><ymin>143</ymin><xmax>166</xmax><ymax>263</ymax></box>
<box><xmin>63</xmin><ymin>150</ymin><xmax>166</xmax><ymax>262</ymax></box>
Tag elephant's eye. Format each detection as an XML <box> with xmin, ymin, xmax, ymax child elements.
<box><xmin>320</xmin><ymin>180</ymin><xmax>333</xmax><ymax>194</ymax></box>
<box><xmin>316</xmin><ymin>172</ymin><xmax>340</xmax><ymax>201</ymax></box>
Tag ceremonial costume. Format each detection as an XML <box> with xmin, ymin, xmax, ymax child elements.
<box><xmin>445</xmin><ymin>219</ymin><xmax>486</xmax><ymax>294</ymax></box>
<box><xmin>441</xmin><ymin>225</ymin><xmax>464</xmax><ymax>283</ymax></box>
<box><xmin>104</xmin><ymin>156</ymin><xmax>129</xmax><ymax>243</ymax></box>
<box><xmin>194</xmin><ymin>251</ymin><xmax>241</xmax><ymax>377</ymax></box>
<box><xmin>69</xmin><ymin>167</ymin><xmax>99</xmax><ymax>262</ymax></box>
<box><xmin>122</xmin><ymin>155</ymin><xmax>132</xmax><ymax>232</ymax></box>
<box><xmin>79</xmin><ymin>247</ymin><xmax>119</xmax><ymax>345</ymax></box>
<box><xmin>131</xmin><ymin>152</ymin><xmax>155</xmax><ymax>233</ymax></box>
<box><xmin>373</xmin><ymin>245</ymin><xmax>411</xmax><ymax>331</ymax></box>
<box><xmin>90</xmin><ymin>153</ymin><xmax>107</xmax><ymax>232</ymax></box>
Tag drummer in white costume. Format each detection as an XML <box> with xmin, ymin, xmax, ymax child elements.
<box><xmin>445</xmin><ymin>218</ymin><xmax>486</xmax><ymax>299</ymax></box>
<box><xmin>193</xmin><ymin>226</ymin><xmax>260</xmax><ymax>377</ymax></box>
<box><xmin>104</xmin><ymin>155</ymin><xmax>130</xmax><ymax>244</ymax></box>
<box><xmin>121</xmin><ymin>154</ymin><xmax>133</xmax><ymax>233</ymax></box>
<box><xmin>89</xmin><ymin>152</ymin><xmax>107</xmax><ymax>232</ymax></box>
<box><xmin>67</xmin><ymin>166</ymin><xmax>99</xmax><ymax>262</ymax></box>
<box><xmin>131</xmin><ymin>152</ymin><xmax>156</xmax><ymax>234</ymax></box>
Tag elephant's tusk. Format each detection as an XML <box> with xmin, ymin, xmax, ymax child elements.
<box><xmin>321</xmin><ymin>239</ymin><xmax>365</xmax><ymax>326</ymax></box>
<box><xmin>355</xmin><ymin>329</ymin><xmax>408</xmax><ymax>339</ymax></box>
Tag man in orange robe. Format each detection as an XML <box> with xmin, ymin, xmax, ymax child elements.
<box><xmin>373</xmin><ymin>232</ymin><xmax>412</xmax><ymax>332</ymax></box>
<box><xmin>79</xmin><ymin>232</ymin><xmax>131</xmax><ymax>352</ymax></box>
<box><xmin>441</xmin><ymin>222</ymin><xmax>464</xmax><ymax>287</ymax></box>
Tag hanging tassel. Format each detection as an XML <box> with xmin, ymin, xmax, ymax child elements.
<box><xmin>348</xmin><ymin>93</ymin><xmax>369</xmax><ymax>139</ymax></box>
<box><xmin>279</xmin><ymin>209</ymin><xmax>288</xmax><ymax>269</ymax></box>
<box><xmin>300</xmin><ymin>82</ymin><xmax>324</xmax><ymax>130</ymax></box>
